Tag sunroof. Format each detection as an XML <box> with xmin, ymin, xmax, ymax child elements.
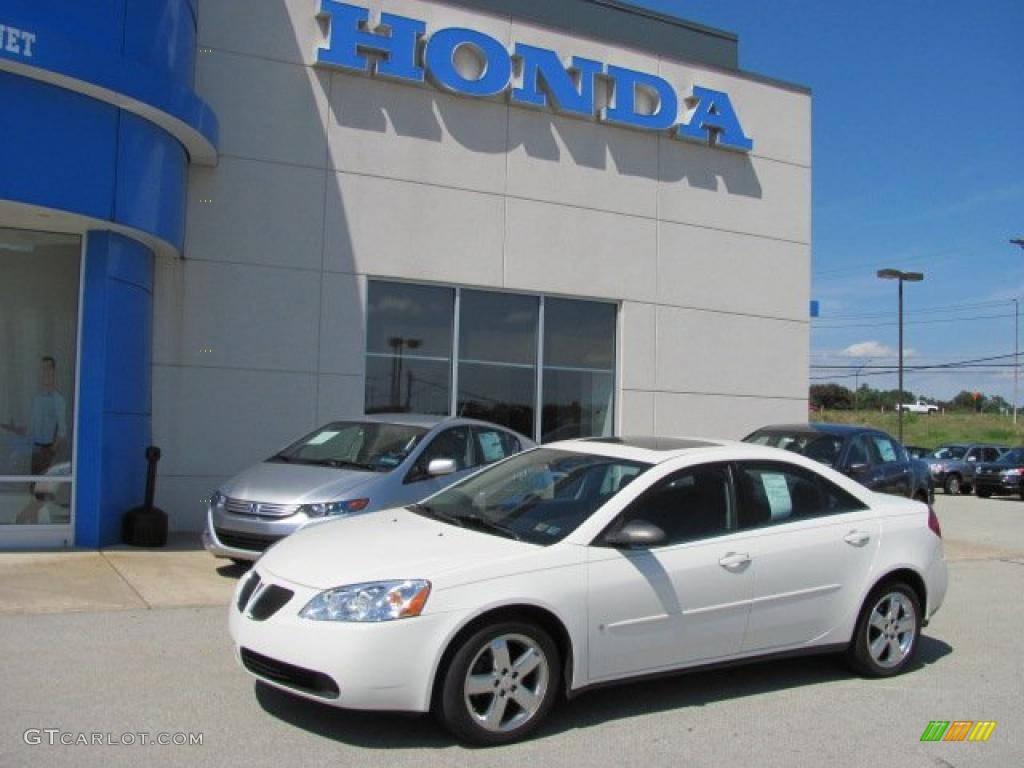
<box><xmin>584</xmin><ymin>436</ymin><xmax>717</xmax><ymax>451</ymax></box>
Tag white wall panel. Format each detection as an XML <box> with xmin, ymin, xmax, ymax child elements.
<box><xmin>504</xmin><ymin>199</ymin><xmax>657</xmax><ymax>302</ymax></box>
<box><xmin>658</xmin><ymin>223</ymin><xmax>809</xmax><ymax>319</ymax></box>
<box><xmin>152</xmin><ymin>365</ymin><xmax>317</xmax><ymax>478</ymax></box>
<box><xmin>185</xmin><ymin>157</ymin><xmax>326</xmax><ymax>271</ymax></box>
<box><xmin>323</xmin><ymin>172</ymin><xmax>504</xmax><ymax>286</ymax></box>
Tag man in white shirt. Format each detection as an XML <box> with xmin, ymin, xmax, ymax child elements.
<box><xmin>1</xmin><ymin>356</ymin><xmax>67</xmax><ymax>475</ymax></box>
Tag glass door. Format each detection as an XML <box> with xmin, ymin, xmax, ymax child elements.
<box><xmin>0</xmin><ymin>228</ymin><xmax>81</xmax><ymax>548</ymax></box>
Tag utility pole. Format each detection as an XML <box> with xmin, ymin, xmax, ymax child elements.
<box><xmin>1016</xmin><ymin>298</ymin><xmax>1019</xmax><ymax>426</ymax></box>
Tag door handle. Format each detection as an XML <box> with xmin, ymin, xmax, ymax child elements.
<box><xmin>844</xmin><ymin>530</ymin><xmax>871</xmax><ymax>546</ymax></box>
<box><xmin>718</xmin><ymin>552</ymin><xmax>751</xmax><ymax>569</ymax></box>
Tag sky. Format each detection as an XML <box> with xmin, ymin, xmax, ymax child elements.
<box><xmin>632</xmin><ymin>0</ymin><xmax>1024</xmax><ymax>403</ymax></box>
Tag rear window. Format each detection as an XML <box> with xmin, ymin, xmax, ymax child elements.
<box><xmin>744</xmin><ymin>431</ymin><xmax>844</xmax><ymax>468</ymax></box>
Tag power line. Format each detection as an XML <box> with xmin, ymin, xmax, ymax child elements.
<box><xmin>813</xmin><ymin>311</ymin><xmax>1015</xmax><ymax>330</ymax></box>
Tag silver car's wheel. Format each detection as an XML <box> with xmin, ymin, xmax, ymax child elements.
<box><xmin>439</xmin><ymin>622</ymin><xmax>559</xmax><ymax>745</ymax></box>
<box><xmin>848</xmin><ymin>582</ymin><xmax>921</xmax><ymax>677</ymax></box>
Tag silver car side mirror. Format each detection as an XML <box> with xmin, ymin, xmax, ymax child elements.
<box><xmin>427</xmin><ymin>458</ymin><xmax>457</xmax><ymax>477</ymax></box>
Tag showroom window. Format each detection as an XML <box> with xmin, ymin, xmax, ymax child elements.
<box><xmin>365</xmin><ymin>281</ymin><xmax>616</xmax><ymax>442</ymax></box>
<box><xmin>0</xmin><ymin>228</ymin><xmax>81</xmax><ymax>531</ymax></box>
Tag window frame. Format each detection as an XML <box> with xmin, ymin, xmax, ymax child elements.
<box><xmin>365</xmin><ymin>280</ymin><xmax>619</xmax><ymax>442</ymax></box>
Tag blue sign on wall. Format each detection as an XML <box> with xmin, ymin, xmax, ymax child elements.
<box><xmin>315</xmin><ymin>1</ymin><xmax>753</xmax><ymax>152</ymax></box>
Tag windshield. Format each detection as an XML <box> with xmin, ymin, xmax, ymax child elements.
<box><xmin>410</xmin><ymin>448</ymin><xmax>651</xmax><ymax>545</ymax></box>
<box><xmin>929</xmin><ymin>445</ymin><xmax>966</xmax><ymax>460</ymax></box>
<box><xmin>744</xmin><ymin>431</ymin><xmax>844</xmax><ymax>468</ymax></box>
<box><xmin>270</xmin><ymin>421</ymin><xmax>428</xmax><ymax>471</ymax></box>
<box><xmin>996</xmin><ymin>448</ymin><xmax>1024</xmax><ymax>465</ymax></box>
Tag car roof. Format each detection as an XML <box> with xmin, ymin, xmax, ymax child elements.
<box><xmin>747</xmin><ymin>423</ymin><xmax>885</xmax><ymax>437</ymax></box>
<box><xmin>543</xmin><ymin>435</ymin><xmax>803</xmax><ymax>465</ymax></box>
<box><xmin>334</xmin><ymin>413</ymin><xmax>534</xmax><ymax>440</ymax></box>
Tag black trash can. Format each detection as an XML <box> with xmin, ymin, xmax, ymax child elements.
<box><xmin>122</xmin><ymin>446</ymin><xmax>168</xmax><ymax>547</ymax></box>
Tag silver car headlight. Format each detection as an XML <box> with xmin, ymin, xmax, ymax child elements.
<box><xmin>299</xmin><ymin>498</ymin><xmax>370</xmax><ymax>518</ymax></box>
<box><xmin>211</xmin><ymin>491</ymin><xmax>227</xmax><ymax>510</ymax></box>
<box><xmin>299</xmin><ymin>579</ymin><xmax>431</xmax><ymax>622</ymax></box>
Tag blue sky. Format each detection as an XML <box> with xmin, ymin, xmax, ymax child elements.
<box><xmin>633</xmin><ymin>0</ymin><xmax>1024</xmax><ymax>403</ymax></box>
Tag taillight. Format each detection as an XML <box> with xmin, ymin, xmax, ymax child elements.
<box><xmin>927</xmin><ymin>506</ymin><xmax>942</xmax><ymax>538</ymax></box>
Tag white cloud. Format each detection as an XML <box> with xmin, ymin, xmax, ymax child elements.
<box><xmin>840</xmin><ymin>341</ymin><xmax>893</xmax><ymax>358</ymax></box>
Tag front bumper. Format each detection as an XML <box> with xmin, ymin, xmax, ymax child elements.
<box><xmin>972</xmin><ymin>474</ymin><xmax>1022</xmax><ymax>495</ymax></box>
<box><xmin>203</xmin><ymin>508</ymin><xmax>307</xmax><ymax>561</ymax></box>
<box><xmin>229</xmin><ymin>567</ymin><xmax>458</xmax><ymax>712</ymax></box>
<box><xmin>924</xmin><ymin>539</ymin><xmax>948</xmax><ymax>622</ymax></box>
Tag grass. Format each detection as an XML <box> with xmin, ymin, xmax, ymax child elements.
<box><xmin>810</xmin><ymin>410</ymin><xmax>1024</xmax><ymax>450</ymax></box>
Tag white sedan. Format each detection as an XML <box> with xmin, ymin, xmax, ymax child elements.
<box><xmin>230</xmin><ymin>437</ymin><xmax>947</xmax><ymax>745</ymax></box>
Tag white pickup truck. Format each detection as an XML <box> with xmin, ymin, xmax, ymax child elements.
<box><xmin>896</xmin><ymin>400</ymin><xmax>939</xmax><ymax>414</ymax></box>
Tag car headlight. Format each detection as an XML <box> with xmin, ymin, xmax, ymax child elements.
<box><xmin>300</xmin><ymin>498</ymin><xmax>370</xmax><ymax>518</ymax></box>
<box><xmin>299</xmin><ymin>579</ymin><xmax>431</xmax><ymax>622</ymax></box>
<box><xmin>211</xmin><ymin>491</ymin><xmax>227</xmax><ymax>510</ymax></box>
<box><xmin>1003</xmin><ymin>469</ymin><xmax>1023</xmax><ymax>477</ymax></box>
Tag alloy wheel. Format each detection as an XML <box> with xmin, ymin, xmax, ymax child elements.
<box><xmin>462</xmin><ymin>633</ymin><xmax>550</xmax><ymax>733</ymax></box>
<box><xmin>866</xmin><ymin>591</ymin><xmax>917</xmax><ymax>669</ymax></box>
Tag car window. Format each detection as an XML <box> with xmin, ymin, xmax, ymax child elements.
<box><xmin>272</xmin><ymin>421</ymin><xmax>427</xmax><ymax>470</ymax></box>
<box><xmin>871</xmin><ymin>435</ymin><xmax>902</xmax><ymax>464</ymax></box>
<box><xmin>412</xmin><ymin>448</ymin><xmax>652</xmax><ymax>545</ymax></box>
<box><xmin>473</xmin><ymin>427</ymin><xmax>520</xmax><ymax>466</ymax></box>
<box><xmin>407</xmin><ymin>426</ymin><xmax>473</xmax><ymax>482</ymax></box>
<box><xmin>735</xmin><ymin>462</ymin><xmax>867</xmax><ymax>529</ymax></box>
<box><xmin>982</xmin><ymin>447</ymin><xmax>999</xmax><ymax>462</ymax></box>
<box><xmin>930</xmin><ymin>445</ymin><xmax>966</xmax><ymax>460</ymax></box>
<box><xmin>606</xmin><ymin>463</ymin><xmax>731</xmax><ymax>546</ymax></box>
<box><xmin>847</xmin><ymin>435</ymin><xmax>872</xmax><ymax>467</ymax></box>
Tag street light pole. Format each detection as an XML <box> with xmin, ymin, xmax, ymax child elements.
<box><xmin>1015</xmin><ymin>298</ymin><xmax>1019</xmax><ymax>426</ymax></box>
<box><xmin>877</xmin><ymin>268</ymin><xmax>925</xmax><ymax>444</ymax></box>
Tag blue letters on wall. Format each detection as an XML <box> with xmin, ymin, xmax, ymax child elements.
<box><xmin>315</xmin><ymin>1</ymin><xmax>754</xmax><ymax>152</ymax></box>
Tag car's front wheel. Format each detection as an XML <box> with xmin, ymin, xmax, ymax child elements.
<box><xmin>943</xmin><ymin>475</ymin><xmax>961</xmax><ymax>495</ymax></box>
<box><xmin>438</xmin><ymin>621</ymin><xmax>559</xmax><ymax>745</ymax></box>
<box><xmin>847</xmin><ymin>582</ymin><xmax>921</xmax><ymax>677</ymax></box>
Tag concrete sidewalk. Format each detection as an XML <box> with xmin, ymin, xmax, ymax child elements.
<box><xmin>0</xmin><ymin>533</ymin><xmax>244</xmax><ymax>615</ymax></box>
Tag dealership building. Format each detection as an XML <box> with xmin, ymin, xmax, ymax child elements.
<box><xmin>0</xmin><ymin>0</ymin><xmax>810</xmax><ymax>548</ymax></box>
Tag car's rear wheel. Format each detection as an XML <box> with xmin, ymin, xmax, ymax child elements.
<box><xmin>976</xmin><ymin>489</ymin><xmax>992</xmax><ymax>498</ymax></box>
<box><xmin>438</xmin><ymin>622</ymin><xmax>559</xmax><ymax>745</ymax></box>
<box><xmin>943</xmin><ymin>475</ymin><xmax>961</xmax><ymax>495</ymax></box>
<box><xmin>847</xmin><ymin>582</ymin><xmax>921</xmax><ymax>677</ymax></box>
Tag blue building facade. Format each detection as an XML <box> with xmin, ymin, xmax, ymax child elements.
<box><xmin>0</xmin><ymin>0</ymin><xmax>217</xmax><ymax>547</ymax></box>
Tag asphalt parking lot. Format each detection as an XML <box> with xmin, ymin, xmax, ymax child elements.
<box><xmin>2</xmin><ymin>494</ymin><xmax>1022</xmax><ymax>768</ymax></box>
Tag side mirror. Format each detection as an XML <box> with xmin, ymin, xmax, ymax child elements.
<box><xmin>846</xmin><ymin>462</ymin><xmax>869</xmax><ymax>476</ymax></box>
<box><xmin>427</xmin><ymin>458</ymin><xmax>457</xmax><ymax>477</ymax></box>
<box><xmin>603</xmin><ymin>520</ymin><xmax>666</xmax><ymax>548</ymax></box>
<box><xmin>967</xmin><ymin>456</ymin><xmax>977</xmax><ymax>463</ymax></box>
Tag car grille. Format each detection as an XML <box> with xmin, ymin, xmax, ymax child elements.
<box><xmin>247</xmin><ymin>584</ymin><xmax>295</xmax><ymax>621</ymax></box>
<box><xmin>237</xmin><ymin>571</ymin><xmax>261</xmax><ymax>612</ymax></box>
<box><xmin>240</xmin><ymin>648</ymin><xmax>340</xmax><ymax>699</ymax></box>
<box><xmin>215</xmin><ymin>528</ymin><xmax>283</xmax><ymax>553</ymax></box>
<box><xmin>224</xmin><ymin>497</ymin><xmax>299</xmax><ymax>518</ymax></box>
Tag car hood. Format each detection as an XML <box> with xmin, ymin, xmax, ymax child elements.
<box><xmin>256</xmin><ymin>508</ymin><xmax>539</xmax><ymax>590</ymax></box>
<box><xmin>220</xmin><ymin>461</ymin><xmax>380</xmax><ymax>504</ymax></box>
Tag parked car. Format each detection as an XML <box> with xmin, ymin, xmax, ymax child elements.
<box><xmin>925</xmin><ymin>443</ymin><xmax>1006</xmax><ymax>495</ymax></box>
<box><xmin>905</xmin><ymin>445</ymin><xmax>932</xmax><ymax>460</ymax></box>
<box><xmin>895</xmin><ymin>401</ymin><xmax>939</xmax><ymax>414</ymax></box>
<box><xmin>230</xmin><ymin>436</ymin><xmax>947</xmax><ymax>745</ymax></box>
<box><xmin>972</xmin><ymin>446</ymin><xmax>1024</xmax><ymax>499</ymax></box>
<box><xmin>203</xmin><ymin>415</ymin><xmax>534</xmax><ymax>562</ymax></box>
<box><xmin>743</xmin><ymin>424</ymin><xmax>934</xmax><ymax>503</ymax></box>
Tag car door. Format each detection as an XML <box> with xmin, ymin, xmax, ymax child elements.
<box><xmin>841</xmin><ymin>434</ymin><xmax>886</xmax><ymax>491</ymax></box>
<box><xmin>734</xmin><ymin>461</ymin><xmax>880</xmax><ymax>652</ymax></box>
<box><xmin>586</xmin><ymin>462</ymin><xmax>755</xmax><ymax>681</ymax></box>
<box><xmin>869</xmin><ymin>434</ymin><xmax>911</xmax><ymax>497</ymax></box>
<box><xmin>398</xmin><ymin>426</ymin><xmax>477</xmax><ymax>504</ymax></box>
